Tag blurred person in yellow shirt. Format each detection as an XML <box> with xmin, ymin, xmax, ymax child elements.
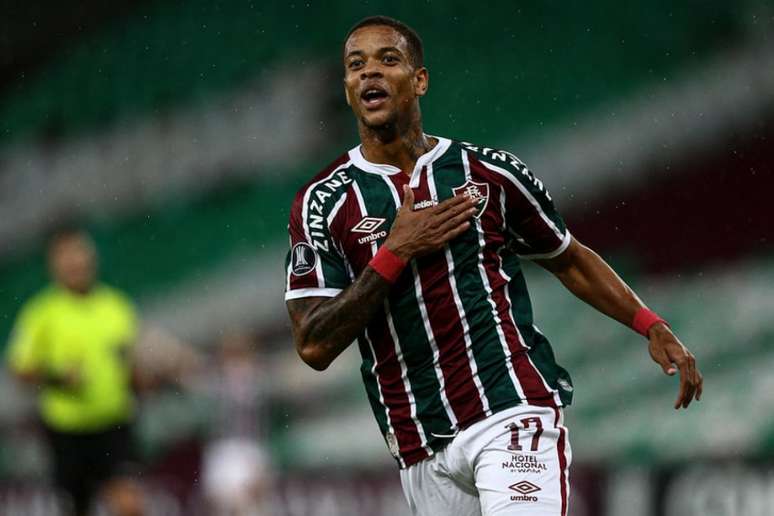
<box><xmin>6</xmin><ymin>226</ymin><xmax>144</xmax><ymax>516</ymax></box>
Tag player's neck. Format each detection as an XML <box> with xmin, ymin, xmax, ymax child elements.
<box><xmin>358</xmin><ymin>118</ymin><xmax>436</xmax><ymax>176</ymax></box>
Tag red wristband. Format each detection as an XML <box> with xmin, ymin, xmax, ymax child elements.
<box><xmin>369</xmin><ymin>246</ymin><xmax>407</xmax><ymax>283</ymax></box>
<box><xmin>632</xmin><ymin>307</ymin><xmax>668</xmax><ymax>337</ymax></box>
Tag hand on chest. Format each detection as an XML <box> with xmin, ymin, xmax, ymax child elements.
<box><xmin>339</xmin><ymin>166</ymin><xmax>497</xmax><ymax>275</ymax></box>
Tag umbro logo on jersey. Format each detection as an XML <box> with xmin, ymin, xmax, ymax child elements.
<box><xmin>352</xmin><ymin>217</ymin><xmax>388</xmax><ymax>245</ymax></box>
<box><xmin>453</xmin><ymin>180</ymin><xmax>489</xmax><ymax>219</ymax></box>
<box><xmin>351</xmin><ymin>217</ymin><xmax>386</xmax><ymax>233</ymax></box>
<box><xmin>291</xmin><ymin>242</ymin><xmax>317</xmax><ymax>276</ymax></box>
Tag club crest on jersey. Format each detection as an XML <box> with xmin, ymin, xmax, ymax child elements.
<box><xmin>291</xmin><ymin>242</ymin><xmax>317</xmax><ymax>276</ymax></box>
<box><xmin>452</xmin><ymin>180</ymin><xmax>489</xmax><ymax>219</ymax></box>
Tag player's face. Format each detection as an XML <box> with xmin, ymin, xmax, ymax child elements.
<box><xmin>49</xmin><ymin>234</ymin><xmax>98</xmax><ymax>294</ymax></box>
<box><xmin>343</xmin><ymin>25</ymin><xmax>428</xmax><ymax>129</ymax></box>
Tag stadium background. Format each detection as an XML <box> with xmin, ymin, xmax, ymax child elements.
<box><xmin>1</xmin><ymin>1</ymin><xmax>773</xmax><ymax>514</ymax></box>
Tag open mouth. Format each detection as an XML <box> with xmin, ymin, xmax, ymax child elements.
<box><xmin>361</xmin><ymin>87</ymin><xmax>389</xmax><ymax>109</ymax></box>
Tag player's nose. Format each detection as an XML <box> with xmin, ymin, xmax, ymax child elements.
<box><xmin>360</xmin><ymin>59</ymin><xmax>383</xmax><ymax>80</ymax></box>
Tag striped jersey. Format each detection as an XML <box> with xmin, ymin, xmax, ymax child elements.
<box><xmin>285</xmin><ymin>136</ymin><xmax>574</xmax><ymax>468</ymax></box>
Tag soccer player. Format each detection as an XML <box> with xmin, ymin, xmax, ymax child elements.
<box><xmin>284</xmin><ymin>16</ymin><xmax>703</xmax><ymax>516</ymax></box>
<box><xmin>6</xmin><ymin>227</ymin><xmax>144</xmax><ymax>516</ymax></box>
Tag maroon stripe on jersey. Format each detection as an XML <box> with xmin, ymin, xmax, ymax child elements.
<box><xmin>366</xmin><ymin>313</ymin><xmax>428</xmax><ymax>465</ymax></box>
<box><xmin>327</xmin><ymin>184</ymin><xmax>363</xmax><ymax>275</ymax></box>
<box><xmin>467</xmin><ymin>154</ymin><xmax>563</xmax><ymax>253</ymax></box>
<box><xmin>469</xmin><ymin>155</ymin><xmax>557</xmax><ymax>407</ymax></box>
<box><xmin>554</xmin><ymin>408</ymin><xmax>569</xmax><ymax>516</ymax></box>
<box><xmin>391</xmin><ymin>170</ymin><xmax>486</xmax><ymax>427</ymax></box>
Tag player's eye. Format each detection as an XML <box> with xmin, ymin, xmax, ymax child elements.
<box><xmin>383</xmin><ymin>54</ymin><xmax>399</xmax><ymax>64</ymax></box>
<box><xmin>348</xmin><ymin>59</ymin><xmax>364</xmax><ymax>69</ymax></box>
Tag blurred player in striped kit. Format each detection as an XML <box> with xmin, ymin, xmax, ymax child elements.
<box><xmin>285</xmin><ymin>16</ymin><xmax>703</xmax><ymax>516</ymax></box>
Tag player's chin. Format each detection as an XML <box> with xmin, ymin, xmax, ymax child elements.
<box><xmin>360</xmin><ymin>110</ymin><xmax>397</xmax><ymax>129</ymax></box>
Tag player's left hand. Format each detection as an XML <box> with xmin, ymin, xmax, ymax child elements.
<box><xmin>647</xmin><ymin>323</ymin><xmax>703</xmax><ymax>409</ymax></box>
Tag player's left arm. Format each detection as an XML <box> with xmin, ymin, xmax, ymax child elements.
<box><xmin>536</xmin><ymin>237</ymin><xmax>703</xmax><ymax>409</ymax></box>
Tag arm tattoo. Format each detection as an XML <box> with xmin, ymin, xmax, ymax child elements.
<box><xmin>287</xmin><ymin>266</ymin><xmax>392</xmax><ymax>366</ymax></box>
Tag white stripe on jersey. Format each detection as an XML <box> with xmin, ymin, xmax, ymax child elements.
<box><xmin>326</xmin><ymin>192</ymin><xmax>350</xmax><ymax>261</ymax></box>
<box><xmin>381</xmin><ymin>178</ymin><xmax>459</xmax><ymax>430</ymax></box>
<box><xmin>410</xmin><ymin>261</ymin><xmax>459</xmax><ymax>429</ymax></box>
<box><xmin>461</xmin><ymin>150</ymin><xmax>529</xmax><ymax>403</ymax></box>
<box><xmin>358</xmin><ymin>178</ymin><xmax>433</xmax><ymax>458</ymax></box>
<box><xmin>516</xmin><ymin>231</ymin><xmax>572</xmax><ymax>260</ymax></box>
<box><xmin>384</xmin><ymin>299</ymin><xmax>434</xmax><ymax>457</ymax></box>
<box><xmin>326</xmin><ymin>191</ymin><xmax>348</xmax><ymax>227</ymax></box>
<box><xmin>426</xmin><ymin>163</ymin><xmax>492</xmax><ymax>417</ymax></box>
<box><xmin>363</xmin><ymin>330</ymin><xmax>407</xmax><ymax>469</ymax></box>
<box><xmin>284</xmin><ymin>287</ymin><xmax>342</xmax><ymax>301</ymax></box>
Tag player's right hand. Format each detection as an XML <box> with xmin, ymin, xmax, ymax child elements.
<box><xmin>385</xmin><ymin>185</ymin><xmax>477</xmax><ymax>261</ymax></box>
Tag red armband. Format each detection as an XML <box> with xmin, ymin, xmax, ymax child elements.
<box><xmin>369</xmin><ymin>246</ymin><xmax>407</xmax><ymax>284</ymax></box>
<box><xmin>632</xmin><ymin>307</ymin><xmax>669</xmax><ymax>337</ymax></box>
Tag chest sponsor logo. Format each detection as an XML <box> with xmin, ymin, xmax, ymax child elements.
<box><xmin>413</xmin><ymin>199</ymin><xmax>436</xmax><ymax>210</ymax></box>
<box><xmin>352</xmin><ymin>217</ymin><xmax>388</xmax><ymax>245</ymax></box>
<box><xmin>509</xmin><ymin>480</ymin><xmax>541</xmax><ymax>502</ymax></box>
<box><xmin>502</xmin><ymin>453</ymin><xmax>548</xmax><ymax>474</ymax></box>
<box><xmin>452</xmin><ymin>180</ymin><xmax>489</xmax><ymax>219</ymax></box>
<box><xmin>291</xmin><ymin>242</ymin><xmax>318</xmax><ymax>276</ymax></box>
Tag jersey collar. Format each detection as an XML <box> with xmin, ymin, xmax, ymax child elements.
<box><xmin>348</xmin><ymin>135</ymin><xmax>452</xmax><ymax>180</ymax></box>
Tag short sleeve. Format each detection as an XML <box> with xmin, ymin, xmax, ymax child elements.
<box><xmin>6</xmin><ymin>300</ymin><xmax>47</xmax><ymax>374</ymax></box>
<box><xmin>472</xmin><ymin>150</ymin><xmax>571</xmax><ymax>260</ymax></box>
<box><xmin>284</xmin><ymin>189</ymin><xmax>352</xmax><ymax>301</ymax></box>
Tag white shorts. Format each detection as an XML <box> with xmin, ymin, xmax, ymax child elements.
<box><xmin>399</xmin><ymin>405</ymin><xmax>571</xmax><ymax>516</ymax></box>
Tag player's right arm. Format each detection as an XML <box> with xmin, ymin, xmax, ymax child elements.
<box><xmin>287</xmin><ymin>186</ymin><xmax>475</xmax><ymax>371</ymax></box>
<box><xmin>6</xmin><ymin>295</ymin><xmax>83</xmax><ymax>390</ymax></box>
<box><xmin>6</xmin><ymin>298</ymin><xmax>49</xmax><ymax>387</ymax></box>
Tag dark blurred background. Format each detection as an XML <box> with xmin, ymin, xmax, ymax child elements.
<box><xmin>1</xmin><ymin>1</ymin><xmax>773</xmax><ymax>515</ymax></box>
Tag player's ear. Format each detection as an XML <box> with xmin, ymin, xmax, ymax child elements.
<box><xmin>344</xmin><ymin>83</ymin><xmax>352</xmax><ymax>106</ymax></box>
<box><xmin>414</xmin><ymin>67</ymin><xmax>429</xmax><ymax>97</ymax></box>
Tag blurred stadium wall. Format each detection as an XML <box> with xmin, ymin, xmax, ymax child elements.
<box><xmin>1</xmin><ymin>1</ymin><xmax>773</xmax><ymax>515</ymax></box>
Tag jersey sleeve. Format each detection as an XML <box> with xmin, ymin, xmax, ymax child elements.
<box><xmin>478</xmin><ymin>152</ymin><xmax>571</xmax><ymax>259</ymax></box>
<box><xmin>5</xmin><ymin>299</ymin><xmax>47</xmax><ymax>374</ymax></box>
<box><xmin>284</xmin><ymin>189</ymin><xmax>352</xmax><ymax>301</ymax></box>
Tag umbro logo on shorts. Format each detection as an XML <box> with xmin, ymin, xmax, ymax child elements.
<box><xmin>509</xmin><ymin>480</ymin><xmax>541</xmax><ymax>495</ymax></box>
<box><xmin>509</xmin><ymin>480</ymin><xmax>541</xmax><ymax>502</ymax></box>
